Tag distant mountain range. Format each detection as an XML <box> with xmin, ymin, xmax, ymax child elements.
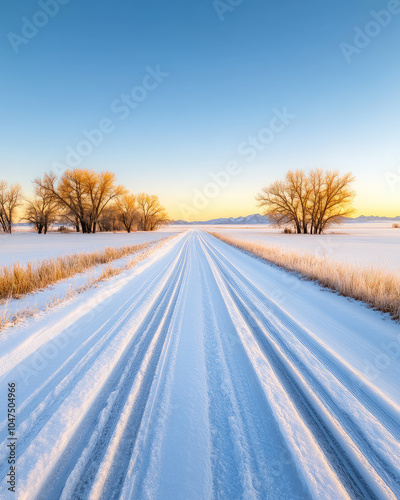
<box><xmin>173</xmin><ymin>214</ymin><xmax>400</xmax><ymax>225</ymax></box>
<box><xmin>343</xmin><ymin>215</ymin><xmax>400</xmax><ymax>222</ymax></box>
<box><xmin>173</xmin><ymin>214</ymin><xmax>270</xmax><ymax>225</ymax></box>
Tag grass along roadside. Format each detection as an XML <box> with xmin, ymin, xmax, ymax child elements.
<box><xmin>0</xmin><ymin>239</ymin><xmax>163</xmax><ymax>300</ymax></box>
<box><xmin>209</xmin><ymin>232</ymin><xmax>400</xmax><ymax>321</ymax></box>
<box><xmin>0</xmin><ymin>235</ymin><xmax>177</xmax><ymax>330</ymax></box>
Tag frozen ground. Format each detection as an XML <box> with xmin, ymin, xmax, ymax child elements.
<box><xmin>0</xmin><ymin>229</ymin><xmax>399</xmax><ymax>499</ymax></box>
<box><xmin>180</xmin><ymin>222</ymin><xmax>400</xmax><ymax>270</ymax></box>
<box><xmin>2</xmin><ymin>223</ymin><xmax>398</xmax><ymax>270</ymax></box>
<box><xmin>0</xmin><ymin>237</ymin><xmax>173</xmax><ymax>325</ymax></box>
<box><xmin>0</xmin><ymin>228</ymin><xmax>183</xmax><ymax>266</ymax></box>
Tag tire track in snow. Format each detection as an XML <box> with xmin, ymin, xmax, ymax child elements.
<box><xmin>0</xmin><ymin>234</ymin><xmax>189</xmax><ymax>468</ymax></box>
<box><xmin>117</xmin><ymin>232</ymin><xmax>214</xmax><ymax>500</ymax></box>
<box><xmin>201</xmin><ymin>232</ymin><xmax>400</xmax><ymax>438</ymax></box>
<box><xmin>46</xmin><ymin>237</ymin><xmax>190</xmax><ymax>500</ymax></box>
<box><xmin>56</xmin><ymin>239</ymin><xmax>190</xmax><ymax>500</ymax></box>
<box><xmin>0</xmin><ymin>234</ymin><xmax>190</xmax><ymax>499</ymax></box>
<box><xmin>199</xmin><ymin>231</ymin><xmax>400</xmax><ymax>499</ymax></box>
<box><xmin>197</xmin><ymin>248</ymin><xmax>309</xmax><ymax>499</ymax></box>
<box><xmin>118</xmin><ymin>232</ymin><xmax>308</xmax><ymax>499</ymax></box>
<box><xmin>0</xmin><ymin>229</ymin><xmax>398</xmax><ymax>500</ymax></box>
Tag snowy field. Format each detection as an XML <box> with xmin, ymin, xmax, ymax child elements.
<box><xmin>0</xmin><ymin>229</ymin><xmax>399</xmax><ymax>499</ymax></box>
<box><xmin>0</xmin><ymin>228</ymin><xmax>184</xmax><ymax>266</ymax></box>
<box><xmin>2</xmin><ymin>223</ymin><xmax>398</xmax><ymax>271</ymax></box>
<box><xmin>182</xmin><ymin>222</ymin><xmax>400</xmax><ymax>271</ymax></box>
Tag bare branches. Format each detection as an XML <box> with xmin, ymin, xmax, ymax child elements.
<box><xmin>23</xmin><ymin>185</ymin><xmax>58</xmax><ymax>234</ymax></box>
<box><xmin>0</xmin><ymin>181</ymin><xmax>23</xmax><ymax>233</ymax></box>
<box><xmin>83</xmin><ymin>170</ymin><xmax>127</xmax><ymax>233</ymax></box>
<box><xmin>115</xmin><ymin>194</ymin><xmax>138</xmax><ymax>233</ymax></box>
<box><xmin>32</xmin><ymin>169</ymin><xmax>168</xmax><ymax>233</ymax></box>
<box><xmin>136</xmin><ymin>193</ymin><xmax>169</xmax><ymax>231</ymax></box>
<box><xmin>35</xmin><ymin>169</ymin><xmax>129</xmax><ymax>233</ymax></box>
<box><xmin>256</xmin><ymin>169</ymin><xmax>355</xmax><ymax>234</ymax></box>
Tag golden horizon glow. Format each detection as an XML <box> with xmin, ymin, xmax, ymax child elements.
<box><xmin>164</xmin><ymin>178</ymin><xmax>400</xmax><ymax>221</ymax></box>
<box><xmin>166</xmin><ymin>203</ymin><xmax>400</xmax><ymax>222</ymax></box>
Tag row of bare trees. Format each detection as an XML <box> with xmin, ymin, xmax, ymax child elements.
<box><xmin>1</xmin><ymin>167</ymin><xmax>355</xmax><ymax>235</ymax></box>
<box><xmin>256</xmin><ymin>169</ymin><xmax>355</xmax><ymax>234</ymax></box>
<box><xmin>95</xmin><ymin>193</ymin><xmax>170</xmax><ymax>233</ymax></box>
<box><xmin>0</xmin><ymin>169</ymin><xmax>169</xmax><ymax>234</ymax></box>
<box><xmin>0</xmin><ymin>181</ymin><xmax>24</xmax><ymax>233</ymax></box>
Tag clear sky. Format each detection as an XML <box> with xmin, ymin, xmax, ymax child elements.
<box><xmin>1</xmin><ymin>0</ymin><xmax>400</xmax><ymax>220</ymax></box>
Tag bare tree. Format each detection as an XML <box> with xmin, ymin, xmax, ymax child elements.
<box><xmin>116</xmin><ymin>194</ymin><xmax>138</xmax><ymax>233</ymax></box>
<box><xmin>34</xmin><ymin>169</ymin><xmax>126</xmax><ymax>233</ymax></box>
<box><xmin>136</xmin><ymin>193</ymin><xmax>169</xmax><ymax>231</ymax></box>
<box><xmin>84</xmin><ymin>170</ymin><xmax>126</xmax><ymax>232</ymax></box>
<box><xmin>310</xmin><ymin>170</ymin><xmax>355</xmax><ymax>234</ymax></box>
<box><xmin>23</xmin><ymin>185</ymin><xmax>58</xmax><ymax>234</ymax></box>
<box><xmin>256</xmin><ymin>169</ymin><xmax>355</xmax><ymax>234</ymax></box>
<box><xmin>256</xmin><ymin>179</ymin><xmax>302</xmax><ymax>233</ymax></box>
<box><xmin>34</xmin><ymin>171</ymin><xmax>90</xmax><ymax>232</ymax></box>
<box><xmin>97</xmin><ymin>204</ymin><xmax>121</xmax><ymax>232</ymax></box>
<box><xmin>0</xmin><ymin>181</ymin><xmax>23</xmax><ymax>233</ymax></box>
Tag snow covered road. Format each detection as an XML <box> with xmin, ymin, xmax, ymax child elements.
<box><xmin>0</xmin><ymin>229</ymin><xmax>399</xmax><ymax>499</ymax></box>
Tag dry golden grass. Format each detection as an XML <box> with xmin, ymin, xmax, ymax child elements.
<box><xmin>0</xmin><ymin>240</ymin><xmax>160</xmax><ymax>300</ymax></box>
<box><xmin>0</xmin><ymin>235</ymin><xmax>176</xmax><ymax>330</ymax></box>
<box><xmin>209</xmin><ymin>232</ymin><xmax>400</xmax><ymax>321</ymax></box>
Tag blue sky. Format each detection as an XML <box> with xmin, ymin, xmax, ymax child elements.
<box><xmin>1</xmin><ymin>0</ymin><xmax>399</xmax><ymax>219</ymax></box>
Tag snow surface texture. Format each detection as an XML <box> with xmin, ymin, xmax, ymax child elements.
<box><xmin>0</xmin><ymin>229</ymin><xmax>182</xmax><ymax>266</ymax></box>
<box><xmin>0</xmin><ymin>237</ymin><xmax>173</xmax><ymax>325</ymax></box>
<box><xmin>0</xmin><ymin>229</ymin><xmax>399</xmax><ymax>499</ymax></box>
<box><xmin>195</xmin><ymin>222</ymin><xmax>400</xmax><ymax>270</ymax></box>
